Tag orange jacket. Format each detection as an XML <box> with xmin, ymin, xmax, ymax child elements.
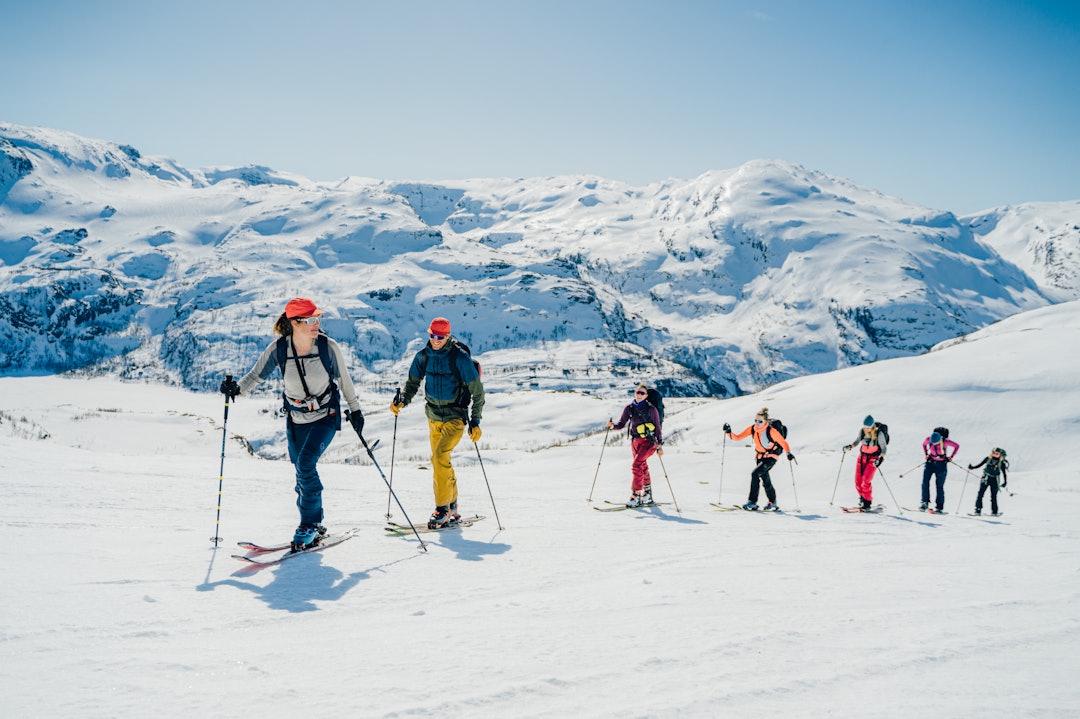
<box><xmin>729</xmin><ymin>422</ymin><xmax>791</xmax><ymax>459</ymax></box>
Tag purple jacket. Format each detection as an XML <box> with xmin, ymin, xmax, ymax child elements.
<box><xmin>923</xmin><ymin>436</ymin><xmax>959</xmax><ymax>462</ymax></box>
<box><xmin>612</xmin><ymin>401</ymin><xmax>662</xmax><ymax>444</ymax></box>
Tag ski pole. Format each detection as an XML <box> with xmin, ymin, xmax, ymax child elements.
<box><xmin>386</xmin><ymin>387</ymin><xmax>401</xmax><ymax>519</ymax></box>
<box><xmin>898</xmin><ymin>460</ymin><xmax>927</xmax><ymax>478</ymax></box>
<box><xmin>587</xmin><ymin>419</ymin><xmax>612</xmax><ymax>502</ymax></box>
<box><xmin>876</xmin><ymin>467</ymin><xmax>904</xmax><ymax>515</ymax></box>
<box><xmin>210</xmin><ymin>379</ymin><xmax>233</xmax><ymax>546</ymax></box>
<box><xmin>359</xmin><ymin>433</ymin><xmax>427</xmax><ymax>551</ymax></box>
<box><xmin>951</xmin><ymin>460</ymin><xmax>974</xmax><ymax>515</ymax></box>
<box><xmin>787</xmin><ymin>456</ymin><xmax>800</xmax><ymax>512</ymax></box>
<box><xmin>718</xmin><ymin>433</ymin><xmax>727</xmax><ymax>504</ymax></box>
<box><xmin>473</xmin><ymin>441</ymin><xmax>504</xmax><ymax>530</ymax></box>
<box><xmin>829</xmin><ymin>447</ymin><xmax>848</xmax><ymax>506</ymax></box>
<box><xmin>655</xmin><ymin>450</ymin><xmax>681</xmax><ymax>513</ymax></box>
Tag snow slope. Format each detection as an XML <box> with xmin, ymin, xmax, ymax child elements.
<box><xmin>2</xmin><ymin>301</ymin><xmax>1078</xmax><ymax>718</ymax></box>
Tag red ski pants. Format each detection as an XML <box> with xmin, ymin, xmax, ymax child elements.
<box><xmin>630</xmin><ymin>438</ymin><xmax>657</xmax><ymax>492</ymax></box>
<box><xmin>855</xmin><ymin>451</ymin><xmax>879</xmax><ymax>502</ymax></box>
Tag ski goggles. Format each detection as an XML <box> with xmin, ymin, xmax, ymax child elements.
<box><xmin>292</xmin><ymin>316</ymin><xmax>321</xmax><ymax>325</ymax></box>
<box><xmin>429</xmin><ymin>333</ymin><xmax>447</xmax><ymax>340</ymax></box>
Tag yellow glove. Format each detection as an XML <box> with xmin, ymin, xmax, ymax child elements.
<box><xmin>390</xmin><ymin>400</ymin><xmax>403</xmax><ymax>415</ymax></box>
<box><xmin>469</xmin><ymin>425</ymin><xmax>482</xmax><ymax>442</ymax></box>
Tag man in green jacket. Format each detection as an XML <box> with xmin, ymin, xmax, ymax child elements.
<box><xmin>391</xmin><ymin>317</ymin><xmax>485</xmax><ymax>528</ymax></box>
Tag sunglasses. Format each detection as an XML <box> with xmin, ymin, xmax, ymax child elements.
<box><xmin>292</xmin><ymin>316</ymin><xmax>321</xmax><ymax>325</ymax></box>
<box><xmin>429</xmin><ymin>333</ymin><xmax>447</xmax><ymax>340</ymax></box>
<box><xmin>634</xmin><ymin>391</ymin><xmax>647</xmax><ymax>396</ymax></box>
<box><xmin>754</xmin><ymin>419</ymin><xmax>765</xmax><ymax>424</ymax></box>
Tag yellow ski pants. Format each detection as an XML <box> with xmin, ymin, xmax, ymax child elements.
<box><xmin>428</xmin><ymin>418</ymin><xmax>465</xmax><ymax>507</ymax></box>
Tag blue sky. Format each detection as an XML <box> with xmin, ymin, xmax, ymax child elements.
<box><xmin>3</xmin><ymin>0</ymin><xmax>1078</xmax><ymax>213</ymax></box>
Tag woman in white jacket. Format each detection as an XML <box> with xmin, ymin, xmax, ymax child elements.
<box><xmin>219</xmin><ymin>297</ymin><xmax>365</xmax><ymax>551</ymax></box>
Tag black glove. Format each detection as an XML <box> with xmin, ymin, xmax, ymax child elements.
<box><xmin>346</xmin><ymin>409</ymin><xmax>365</xmax><ymax>438</ymax></box>
<box><xmin>219</xmin><ymin>375</ymin><xmax>240</xmax><ymax>399</ymax></box>
<box><xmin>1002</xmin><ymin>482</ymin><xmax>1007</xmax><ymax>489</ymax></box>
<box><xmin>967</xmin><ymin>464</ymin><xmax>975</xmax><ymax>470</ymax></box>
<box><xmin>786</xmin><ymin>452</ymin><xmax>795</xmax><ymax>461</ymax></box>
<box><xmin>873</xmin><ymin>456</ymin><xmax>883</xmax><ymax>467</ymax></box>
<box><xmin>723</xmin><ymin>422</ymin><xmax>732</xmax><ymax>433</ymax></box>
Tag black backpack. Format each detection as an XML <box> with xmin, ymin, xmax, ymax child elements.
<box><xmin>933</xmin><ymin>426</ymin><xmax>950</xmax><ymax>440</ymax></box>
<box><xmin>448</xmin><ymin>339</ymin><xmax>482</xmax><ymax>410</ymax></box>
<box><xmin>767</xmin><ymin>418</ymin><xmax>787</xmax><ymax>440</ymax></box>
<box><xmin>874</xmin><ymin>422</ymin><xmax>890</xmax><ymax>445</ymax></box>
<box><xmin>645</xmin><ymin>387</ymin><xmax>665</xmax><ymax>427</ymax></box>
<box><xmin>764</xmin><ymin>418</ymin><xmax>787</xmax><ymax>453</ymax></box>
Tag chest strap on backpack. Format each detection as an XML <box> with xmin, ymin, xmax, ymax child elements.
<box><xmin>281</xmin><ymin>337</ymin><xmax>338</xmax><ymax>413</ymax></box>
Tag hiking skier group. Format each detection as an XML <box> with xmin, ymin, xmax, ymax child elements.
<box><xmin>219</xmin><ymin>297</ymin><xmax>1011</xmax><ymax>551</ymax></box>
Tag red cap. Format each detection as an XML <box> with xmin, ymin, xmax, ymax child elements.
<box><xmin>429</xmin><ymin>317</ymin><xmax>451</xmax><ymax>336</ymax></box>
<box><xmin>284</xmin><ymin>297</ymin><xmax>325</xmax><ymax>319</ymax></box>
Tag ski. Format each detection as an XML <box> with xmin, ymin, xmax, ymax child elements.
<box><xmin>841</xmin><ymin>505</ymin><xmax>884</xmax><ymax>513</ymax></box>
<box><xmin>709</xmin><ymin>503</ymin><xmax>738</xmax><ymax>512</ymax></box>
<box><xmin>237</xmin><ymin>539</ymin><xmax>293</xmax><ymax>553</ymax></box>
<box><xmin>966</xmin><ymin>512</ymin><xmax>1003</xmax><ymax>518</ymax></box>
<box><xmin>902</xmin><ymin>507</ymin><xmax>947</xmax><ymax>515</ymax></box>
<box><xmin>232</xmin><ymin>528</ymin><xmax>359</xmax><ymax>565</ymax></box>
<box><xmin>595</xmin><ymin>500</ymin><xmax>671</xmax><ymax>512</ymax></box>
<box><xmin>385</xmin><ymin>515</ymin><xmax>485</xmax><ymax>535</ymax></box>
<box><xmin>728</xmin><ymin>504</ymin><xmax>783</xmax><ymax>513</ymax></box>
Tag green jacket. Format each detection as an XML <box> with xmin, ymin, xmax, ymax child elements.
<box><xmin>401</xmin><ymin>338</ymin><xmax>484</xmax><ymax>424</ymax></box>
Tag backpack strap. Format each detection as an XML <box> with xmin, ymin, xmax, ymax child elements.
<box><xmin>276</xmin><ymin>334</ymin><xmax>338</xmax><ymax>412</ymax></box>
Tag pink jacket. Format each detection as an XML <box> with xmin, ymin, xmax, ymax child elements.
<box><xmin>923</xmin><ymin>437</ymin><xmax>959</xmax><ymax>462</ymax></box>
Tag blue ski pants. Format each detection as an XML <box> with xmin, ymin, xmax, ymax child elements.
<box><xmin>922</xmin><ymin>460</ymin><xmax>948</xmax><ymax>510</ymax></box>
<box><xmin>287</xmin><ymin>413</ymin><xmax>338</xmax><ymax>527</ymax></box>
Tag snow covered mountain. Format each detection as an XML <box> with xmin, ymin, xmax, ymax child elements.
<box><xmin>0</xmin><ymin>123</ymin><xmax>1074</xmax><ymax>395</ymax></box>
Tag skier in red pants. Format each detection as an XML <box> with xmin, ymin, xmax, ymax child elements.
<box><xmin>843</xmin><ymin>415</ymin><xmax>888</xmax><ymax>511</ymax></box>
<box><xmin>608</xmin><ymin>384</ymin><xmax>664</xmax><ymax>507</ymax></box>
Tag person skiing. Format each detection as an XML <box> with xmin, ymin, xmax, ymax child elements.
<box><xmin>724</xmin><ymin>407</ymin><xmax>794</xmax><ymax>511</ymax></box>
<box><xmin>218</xmin><ymin>297</ymin><xmax>366</xmax><ymax>551</ymax></box>
<box><xmin>921</xmin><ymin>428</ymin><xmax>959</xmax><ymax>512</ymax></box>
<box><xmin>843</xmin><ymin>415</ymin><xmax>887</xmax><ymax>511</ymax></box>
<box><xmin>970</xmin><ymin>447</ymin><xmax>1008</xmax><ymax>516</ymax></box>
<box><xmin>390</xmin><ymin>317</ymin><xmax>485</xmax><ymax>529</ymax></box>
<box><xmin>607</xmin><ymin>384</ymin><xmax>664</xmax><ymax>507</ymax></box>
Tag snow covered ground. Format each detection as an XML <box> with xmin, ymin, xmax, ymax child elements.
<box><xmin>2</xmin><ymin>302</ymin><xmax>1079</xmax><ymax>718</ymax></box>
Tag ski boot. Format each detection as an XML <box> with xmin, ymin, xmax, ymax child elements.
<box><xmin>741</xmin><ymin>501</ymin><xmax>758</xmax><ymax>511</ymax></box>
<box><xmin>626</xmin><ymin>492</ymin><xmax>644</xmax><ymax>508</ymax></box>
<box><xmin>291</xmin><ymin>524</ymin><xmax>319</xmax><ymax>551</ymax></box>
<box><xmin>428</xmin><ymin>506</ymin><xmax>459</xmax><ymax>529</ymax></box>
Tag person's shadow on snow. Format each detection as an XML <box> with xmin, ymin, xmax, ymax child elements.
<box><xmin>633</xmin><ymin>506</ymin><xmax>708</xmax><ymax>525</ymax></box>
<box><xmin>198</xmin><ymin>552</ymin><xmax>410</xmax><ymax>612</ymax></box>
<box><xmin>430</xmin><ymin>530</ymin><xmax>511</xmax><ymax>562</ymax></box>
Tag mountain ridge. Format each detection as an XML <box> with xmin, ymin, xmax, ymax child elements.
<box><xmin>1</xmin><ymin>122</ymin><xmax>1076</xmax><ymax>396</ymax></box>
